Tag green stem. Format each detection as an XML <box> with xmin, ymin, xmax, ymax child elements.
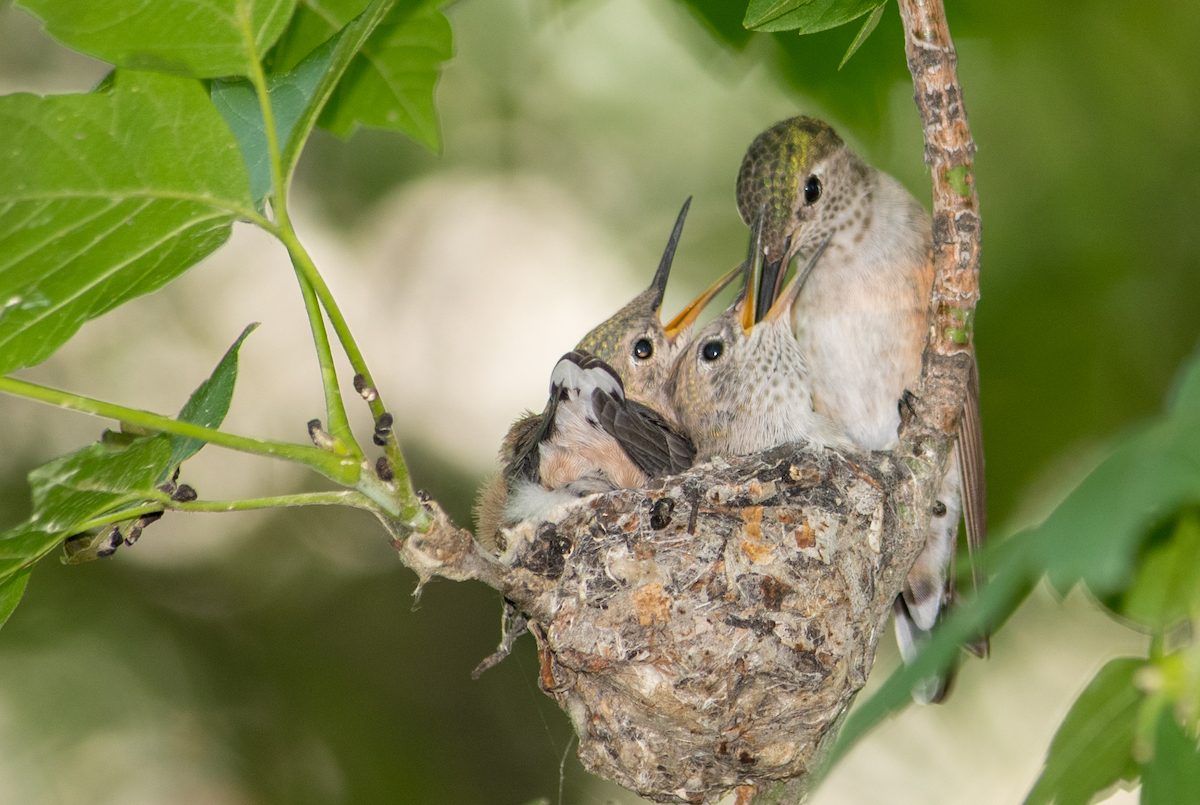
<box><xmin>74</xmin><ymin>490</ymin><xmax>375</xmax><ymax>532</ymax></box>
<box><xmin>240</xmin><ymin>9</ymin><xmax>290</xmax><ymax>224</ymax></box>
<box><xmin>0</xmin><ymin>375</ymin><xmax>359</xmax><ymax>485</ymax></box>
<box><xmin>242</xmin><ymin>7</ymin><xmax>361</xmax><ymax>462</ymax></box>
<box><xmin>170</xmin><ymin>489</ymin><xmax>374</xmax><ymax>513</ymax></box>
<box><xmin>291</xmin><ymin>252</ymin><xmax>362</xmax><ymax>459</ymax></box>
<box><xmin>237</xmin><ymin>8</ymin><xmax>423</xmax><ymax>530</ymax></box>
<box><xmin>234</xmin><ymin>205</ymin><xmax>274</xmax><ymax>231</ymax></box>
<box><xmin>279</xmin><ymin>229</ymin><xmax>426</xmax><ymax>527</ymax></box>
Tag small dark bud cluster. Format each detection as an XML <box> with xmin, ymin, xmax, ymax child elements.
<box><xmin>307</xmin><ymin>418</ymin><xmax>336</xmax><ymax>450</ymax></box>
<box><xmin>372</xmin><ymin>412</ymin><xmax>393</xmax><ymax>446</ymax></box>
<box><xmin>353</xmin><ymin>373</ymin><xmax>378</xmax><ymax>402</ymax></box>
<box><xmin>172</xmin><ymin>484</ymin><xmax>198</xmax><ymax>503</ymax></box>
<box><xmin>375</xmin><ymin>456</ymin><xmax>394</xmax><ymax>482</ymax></box>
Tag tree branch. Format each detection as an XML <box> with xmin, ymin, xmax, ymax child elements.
<box><xmin>897</xmin><ymin>0</ymin><xmax>982</xmax><ymax>435</ymax></box>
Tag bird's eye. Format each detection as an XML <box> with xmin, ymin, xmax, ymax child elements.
<box><xmin>701</xmin><ymin>341</ymin><xmax>724</xmax><ymax>362</ymax></box>
<box><xmin>803</xmin><ymin>175</ymin><xmax>822</xmax><ymax>205</ymax></box>
<box><xmin>632</xmin><ymin>337</ymin><xmax>653</xmax><ymax>360</ymax></box>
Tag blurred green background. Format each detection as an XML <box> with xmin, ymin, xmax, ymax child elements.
<box><xmin>0</xmin><ymin>0</ymin><xmax>1196</xmax><ymax>802</ymax></box>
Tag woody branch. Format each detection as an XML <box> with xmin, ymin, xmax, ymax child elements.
<box><xmin>897</xmin><ymin>0</ymin><xmax>982</xmax><ymax>440</ymax></box>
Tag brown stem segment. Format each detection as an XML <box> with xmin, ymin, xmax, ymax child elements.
<box><xmin>890</xmin><ymin>0</ymin><xmax>981</xmax><ymax>451</ymax></box>
<box><xmin>899</xmin><ymin>0</ymin><xmax>981</xmax><ymax>358</ymax></box>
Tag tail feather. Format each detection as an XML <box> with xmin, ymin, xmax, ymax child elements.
<box><xmin>892</xmin><ymin>596</ymin><xmax>956</xmax><ymax>705</ymax></box>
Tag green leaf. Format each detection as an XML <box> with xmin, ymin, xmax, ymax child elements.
<box><xmin>213</xmin><ymin>38</ymin><xmax>338</xmax><ymax>204</ymax></box>
<box><xmin>0</xmin><ymin>326</ymin><xmax>254</xmax><ymax>625</ymax></box>
<box><xmin>838</xmin><ymin>2</ymin><xmax>884</xmax><ymax>69</ymax></box>
<box><xmin>27</xmin><ymin>439</ymin><xmax>171</xmax><ymax>534</ymax></box>
<box><xmin>0</xmin><ymin>436</ymin><xmax>173</xmax><ymax>588</ymax></box>
<box><xmin>1115</xmin><ymin>512</ymin><xmax>1200</xmax><ymax>632</ymax></box>
<box><xmin>270</xmin><ymin>0</ymin><xmax>373</xmax><ymax>69</ymax></box>
<box><xmin>0</xmin><ymin>570</ymin><xmax>31</xmax><ymax>629</ymax></box>
<box><xmin>1167</xmin><ymin>346</ymin><xmax>1200</xmax><ymax>420</ymax></box>
<box><xmin>318</xmin><ymin>3</ymin><xmax>450</xmax><ymax>148</ymax></box>
<box><xmin>1025</xmin><ymin>658</ymin><xmax>1144</xmax><ymax>805</ymax></box>
<box><xmin>1141</xmin><ymin>706</ymin><xmax>1200</xmax><ymax>804</ymax></box>
<box><xmin>212</xmin><ymin>0</ymin><xmax>396</xmax><ymax>203</ymax></box>
<box><xmin>15</xmin><ymin>0</ymin><xmax>297</xmax><ymax>79</ymax></box>
<box><xmin>744</xmin><ymin>0</ymin><xmax>884</xmax><ymax>35</ymax></box>
<box><xmin>0</xmin><ymin>71</ymin><xmax>254</xmax><ymax>374</ymax></box>
<box><xmin>168</xmin><ymin>323</ymin><xmax>259</xmax><ymax>470</ymax></box>
<box><xmin>271</xmin><ymin>0</ymin><xmax>451</xmax><ymax>150</ymax></box>
<box><xmin>828</xmin><ymin>562</ymin><xmax>1034</xmax><ymax>764</ymax></box>
<box><xmin>1030</xmin><ymin>406</ymin><xmax>1200</xmax><ymax>596</ymax></box>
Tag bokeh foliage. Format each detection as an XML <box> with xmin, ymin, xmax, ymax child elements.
<box><xmin>0</xmin><ymin>0</ymin><xmax>1198</xmax><ymax>802</ymax></box>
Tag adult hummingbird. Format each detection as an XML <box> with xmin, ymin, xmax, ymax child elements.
<box><xmin>669</xmin><ymin>219</ymin><xmax>849</xmax><ymax>459</ymax></box>
<box><xmin>474</xmin><ymin>198</ymin><xmax>739</xmax><ymax>551</ymax></box>
<box><xmin>736</xmin><ymin>116</ymin><xmax>987</xmax><ymax>702</ymax></box>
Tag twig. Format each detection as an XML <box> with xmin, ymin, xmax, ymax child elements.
<box><xmin>901</xmin><ymin>0</ymin><xmax>981</xmax><ymax>350</ymax></box>
<box><xmin>0</xmin><ymin>374</ymin><xmax>359</xmax><ymax>485</ymax></box>
<box><xmin>897</xmin><ymin>0</ymin><xmax>982</xmax><ymax>436</ymax></box>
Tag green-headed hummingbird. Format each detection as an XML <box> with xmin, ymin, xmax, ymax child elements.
<box><xmin>736</xmin><ymin>116</ymin><xmax>987</xmax><ymax>702</ymax></box>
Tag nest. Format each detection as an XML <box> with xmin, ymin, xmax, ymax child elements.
<box><xmin>401</xmin><ymin>419</ymin><xmax>950</xmax><ymax>802</ymax></box>
<box><xmin>390</xmin><ymin>353</ymin><xmax>969</xmax><ymax>802</ymax></box>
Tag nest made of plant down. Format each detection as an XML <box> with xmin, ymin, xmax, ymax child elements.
<box><xmin>467</xmin><ymin>437</ymin><xmax>937</xmax><ymax>804</ymax></box>
<box><xmin>399</xmin><ymin>360</ymin><xmax>964</xmax><ymax>803</ymax></box>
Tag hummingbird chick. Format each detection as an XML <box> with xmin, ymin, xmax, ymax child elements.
<box><xmin>574</xmin><ymin>197</ymin><xmax>739</xmax><ymax>414</ymax></box>
<box><xmin>668</xmin><ymin>221</ymin><xmax>849</xmax><ymax>459</ymax></box>
<box><xmin>514</xmin><ymin>351</ymin><xmax>693</xmax><ymax>513</ymax></box>
<box><xmin>737</xmin><ymin>115</ymin><xmax>988</xmax><ymax>702</ymax></box>
<box><xmin>476</xmin><ymin>351</ymin><xmax>694</xmax><ymax>552</ymax></box>
<box><xmin>474</xmin><ymin>198</ymin><xmax>737</xmax><ymax>552</ymax></box>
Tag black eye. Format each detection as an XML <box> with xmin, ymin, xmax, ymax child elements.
<box><xmin>701</xmin><ymin>341</ymin><xmax>724</xmax><ymax>362</ymax></box>
<box><xmin>803</xmin><ymin>175</ymin><xmax>822</xmax><ymax>205</ymax></box>
<box><xmin>632</xmin><ymin>338</ymin><xmax>653</xmax><ymax>360</ymax></box>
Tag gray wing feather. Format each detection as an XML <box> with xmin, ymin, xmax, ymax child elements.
<box><xmin>507</xmin><ymin>406</ymin><xmax>554</xmax><ymax>483</ymax></box>
<box><xmin>592</xmin><ymin>393</ymin><xmax>696</xmax><ymax>478</ymax></box>
<box><xmin>957</xmin><ymin>357</ymin><xmax>989</xmax><ymax>657</ymax></box>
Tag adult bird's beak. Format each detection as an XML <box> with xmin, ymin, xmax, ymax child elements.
<box><xmin>646</xmin><ymin>196</ymin><xmax>692</xmax><ymax>312</ymax></box>
<box><xmin>662</xmin><ymin>263</ymin><xmax>741</xmax><ymax>341</ymax></box>
<box><xmin>754</xmin><ymin>223</ymin><xmax>792</xmax><ymax>326</ymax></box>
<box><xmin>762</xmin><ymin>235</ymin><xmax>831</xmax><ymax>323</ymax></box>
<box><xmin>738</xmin><ymin>211</ymin><xmax>766</xmax><ymax>334</ymax></box>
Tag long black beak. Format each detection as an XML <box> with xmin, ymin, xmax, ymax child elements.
<box><xmin>753</xmin><ymin>255</ymin><xmax>782</xmax><ymax>323</ymax></box>
<box><xmin>737</xmin><ymin>209</ymin><xmax>766</xmax><ymax>333</ymax></box>
<box><xmin>647</xmin><ymin>196</ymin><xmax>692</xmax><ymax>311</ymax></box>
<box><xmin>753</xmin><ymin>226</ymin><xmax>792</xmax><ymax>323</ymax></box>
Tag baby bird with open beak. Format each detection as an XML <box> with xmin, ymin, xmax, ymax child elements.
<box><xmin>475</xmin><ymin>198</ymin><xmax>739</xmax><ymax>551</ymax></box>
<box><xmin>668</xmin><ymin>218</ymin><xmax>849</xmax><ymax>459</ymax></box>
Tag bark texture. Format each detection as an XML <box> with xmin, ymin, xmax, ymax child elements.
<box><xmin>389</xmin><ymin>1</ymin><xmax>981</xmax><ymax>801</ymax></box>
<box><xmin>898</xmin><ymin>0</ymin><xmax>982</xmax><ymax>416</ymax></box>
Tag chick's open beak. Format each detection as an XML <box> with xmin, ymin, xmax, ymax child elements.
<box><xmin>763</xmin><ymin>235</ymin><xmax>831</xmax><ymax>323</ymax></box>
<box><xmin>662</xmin><ymin>263</ymin><xmax>741</xmax><ymax>341</ymax></box>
